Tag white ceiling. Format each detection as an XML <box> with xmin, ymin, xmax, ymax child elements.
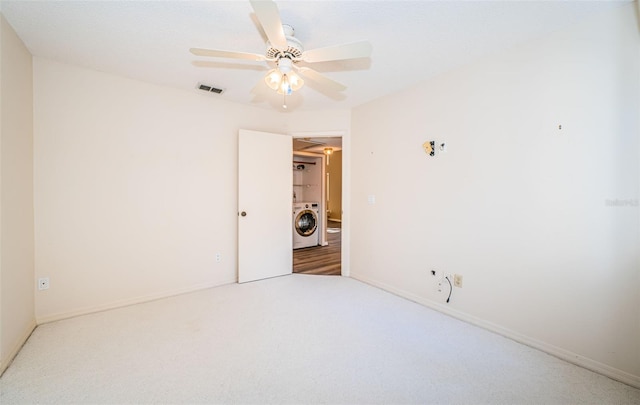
<box><xmin>0</xmin><ymin>0</ymin><xmax>629</xmax><ymax>112</ymax></box>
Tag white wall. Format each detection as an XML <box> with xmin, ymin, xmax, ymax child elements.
<box><xmin>0</xmin><ymin>14</ymin><xmax>35</xmax><ymax>374</ymax></box>
<box><xmin>284</xmin><ymin>109</ymin><xmax>351</xmax><ymax>135</ymax></box>
<box><xmin>350</xmin><ymin>5</ymin><xmax>640</xmax><ymax>385</ymax></box>
<box><xmin>33</xmin><ymin>58</ymin><xmax>350</xmax><ymax>322</ymax></box>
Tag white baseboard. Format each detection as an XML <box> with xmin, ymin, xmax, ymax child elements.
<box><xmin>349</xmin><ymin>272</ymin><xmax>640</xmax><ymax>390</ymax></box>
<box><xmin>36</xmin><ymin>278</ymin><xmax>237</xmax><ymax>325</ymax></box>
<box><xmin>0</xmin><ymin>319</ymin><xmax>37</xmax><ymax>377</ymax></box>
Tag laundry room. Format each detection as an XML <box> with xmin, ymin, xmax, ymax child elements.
<box><xmin>292</xmin><ymin>153</ymin><xmax>323</xmax><ymax>250</ymax></box>
<box><xmin>291</xmin><ymin>137</ymin><xmax>342</xmax><ymax>276</ymax></box>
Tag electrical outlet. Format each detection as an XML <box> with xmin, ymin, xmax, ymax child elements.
<box><xmin>453</xmin><ymin>274</ymin><xmax>463</xmax><ymax>288</ymax></box>
<box><xmin>215</xmin><ymin>253</ymin><xmax>221</xmax><ymax>263</ymax></box>
<box><xmin>38</xmin><ymin>277</ymin><xmax>50</xmax><ymax>291</ymax></box>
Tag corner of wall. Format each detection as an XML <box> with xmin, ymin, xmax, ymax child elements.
<box><xmin>0</xmin><ymin>320</ymin><xmax>36</xmax><ymax>377</ymax></box>
<box><xmin>0</xmin><ymin>12</ymin><xmax>36</xmax><ymax>377</ymax></box>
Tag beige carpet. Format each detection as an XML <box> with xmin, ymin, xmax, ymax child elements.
<box><xmin>1</xmin><ymin>274</ymin><xmax>639</xmax><ymax>404</ymax></box>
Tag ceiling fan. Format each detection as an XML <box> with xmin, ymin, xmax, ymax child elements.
<box><xmin>190</xmin><ymin>0</ymin><xmax>372</xmax><ymax>109</ymax></box>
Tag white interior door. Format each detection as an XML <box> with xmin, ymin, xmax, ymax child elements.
<box><xmin>238</xmin><ymin>129</ymin><xmax>292</xmax><ymax>283</ymax></box>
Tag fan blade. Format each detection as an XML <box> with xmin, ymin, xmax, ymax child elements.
<box><xmin>190</xmin><ymin>48</ymin><xmax>267</xmax><ymax>62</ymax></box>
<box><xmin>296</xmin><ymin>67</ymin><xmax>347</xmax><ymax>92</ymax></box>
<box><xmin>250</xmin><ymin>0</ymin><xmax>287</xmax><ymax>51</ymax></box>
<box><xmin>302</xmin><ymin>41</ymin><xmax>372</xmax><ymax>63</ymax></box>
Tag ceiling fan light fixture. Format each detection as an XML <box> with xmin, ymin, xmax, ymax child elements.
<box><xmin>279</xmin><ymin>74</ymin><xmax>292</xmax><ymax>95</ymax></box>
<box><xmin>281</xmin><ymin>75</ymin><xmax>292</xmax><ymax>95</ymax></box>
<box><xmin>274</xmin><ymin>71</ymin><xmax>304</xmax><ymax>95</ymax></box>
<box><xmin>289</xmin><ymin>72</ymin><xmax>303</xmax><ymax>91</ymax></box>
<box><xmin>266</xmin><ymin>57</ymin><xmax>304</xmax><ymax>95</ymax></box>
<box><xmin>265</xmin><ymin>69</ymin><xmax>282</xmax><ymax>90</ymax></box>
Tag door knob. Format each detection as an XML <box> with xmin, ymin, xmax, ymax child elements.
<box><xmin>240</xmin><ymin>211</ymin><xmax>247</xmax><ymax>217</ymax></box>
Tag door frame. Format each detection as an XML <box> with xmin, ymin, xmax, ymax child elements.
<box><xmin>291</xmin><ymin>131</ymin><xmax>349</xmax><ymax>277</ymax></box>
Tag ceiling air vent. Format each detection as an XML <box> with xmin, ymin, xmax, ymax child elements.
<box><xmin>197</xmin><ymin>83</ymin><xmax>224</xmax><ymax>94</ymax></box>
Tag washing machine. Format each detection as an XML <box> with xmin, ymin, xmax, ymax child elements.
<box><xmin>293</xmin><ymin>202</ymin><xmax>320</xmax><ymax>249</ymax></box>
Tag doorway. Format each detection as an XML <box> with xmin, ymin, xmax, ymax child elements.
<box><xmin>292</xmin><ymin>136</ymin><xmax>342</xmax><ymax>276</ymax></box>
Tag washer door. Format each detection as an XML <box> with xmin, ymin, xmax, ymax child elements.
<box><xmin>295</xmin><ymin>210</ymin><xmax>318</xmax><ymax>236</ymax></box>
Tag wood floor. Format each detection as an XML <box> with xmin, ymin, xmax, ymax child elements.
<box><xmin>293</xmin><ymin>220</ymin><xmax>341</xmax><ymax>276</ymax></box>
